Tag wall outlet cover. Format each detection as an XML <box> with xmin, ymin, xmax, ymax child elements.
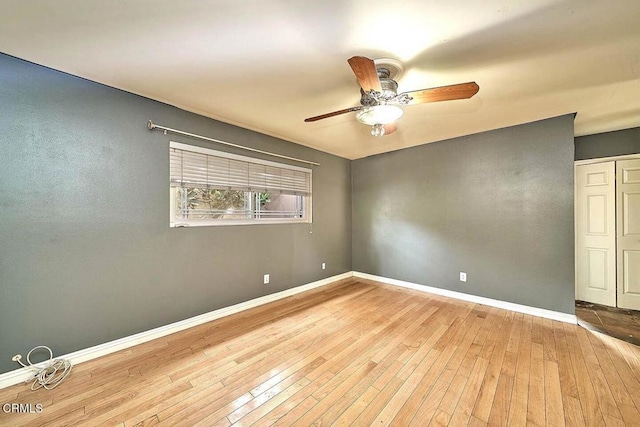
<box><xmin>264</xmin><ymin>274</ymin><xmax>270</xmax><ymax>284</ymax></box>
<box><xmin>460</xmin><ymin>272</ymin><xmax>467</xmax><ymax>282</ymax></box>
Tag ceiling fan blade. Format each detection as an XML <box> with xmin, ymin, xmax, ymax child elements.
<box><xmin>383</xmin><ymin>123</ymin><xmax>397</xmax><ymax>135</ymax></box>
<box><xmin>304</xmin><ymin>106</ymin><xmax>363</xmax><ymax>122</ymax></box>
<box><xmin>401</xmin><ymin>82</ymin><xmax>479</xmax><ymax>105</ymax></box>
<box><xmin>347</xmin><ymin>56</ymin><xmax>382</xmax><ymax>92</ymax></box>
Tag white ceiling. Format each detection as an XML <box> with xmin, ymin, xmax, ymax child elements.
<box><xmin>1</xmin><ymin>0</ymin><xmax>639</xmax><ymax>159</ymax></box>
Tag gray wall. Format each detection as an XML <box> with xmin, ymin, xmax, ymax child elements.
<box><xmin>575</xmin><ymin>127</ymin><xmax>640</xmax><ymax>160</ymax></box>
<box><xmin>0</xmin><ymin>54</ymin><xmax>352</xmax><ymax>374</ymax></box>
<box><xmin>352</xmin><ymin>115</ymin><xmax>576</xmax><ymax>314</ymax></box>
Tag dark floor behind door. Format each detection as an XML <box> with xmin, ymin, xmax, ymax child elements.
<box><xmin>576</xmin><ymin>300</ymin><xmax>640</xmax><ymax>346</ymax></box>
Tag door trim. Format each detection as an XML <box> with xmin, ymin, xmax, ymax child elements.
<box><xmin>575</xmin><ymin>154</ymin><xmax>640</xmax><ymax>166</ymax></box>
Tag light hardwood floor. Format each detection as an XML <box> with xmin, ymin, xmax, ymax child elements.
<box><xmin>1</xmin><ymin>278</ymin><xmax>640</xmax><ymax>426</ymax></box>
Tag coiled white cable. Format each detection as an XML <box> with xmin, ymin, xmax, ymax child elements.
<box><xmin>12</xmin><ymin>346</ymin><xmax>72</xmax><ymax>390</ymax></box>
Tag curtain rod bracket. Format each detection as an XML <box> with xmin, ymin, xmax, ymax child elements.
<box><xmin>147</xmin><ymin>120</ymin><xmax>319</xmax><ymax>167</ymax></box>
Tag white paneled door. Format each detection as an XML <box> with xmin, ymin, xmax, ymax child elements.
<box><xmin>617</xmin><ymin>159</ymin><xmax>640</xmax><ymax>310</ymax></box>
<box><xmin>576</xmin><ymin>162</ymin><xmax>617</xmax><ymax>307</ymax></box>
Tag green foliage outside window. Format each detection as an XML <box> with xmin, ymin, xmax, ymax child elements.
<box><xmin>176</xmin><ymin>188</ymin><xmax>272</xmax><ymax>219</ymax></box>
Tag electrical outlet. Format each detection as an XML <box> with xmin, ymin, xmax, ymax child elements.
<box><xmin>263</xmin><ymin>274</ymin><xmax>270</xmax><ymax>284</ymax></box>
<box><xmin>460</xmin><ymin>272</ymin><xmax>467</xmax><ymax>282</ymax></box>
<box><xmin>322</xmin><ymin>262</ymin><xmax>326</xmax><ymax>270</ymax></box>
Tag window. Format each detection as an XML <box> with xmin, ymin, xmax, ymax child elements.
<box><xmin>169</xmin><ymin>142</ymin><xmax>312</xmax><ymax>227</ymax></box>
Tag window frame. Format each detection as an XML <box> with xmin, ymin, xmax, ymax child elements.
<box><xmin>169</xmin><ymin>141</ymin><xmax>312</xmax><ymax>228</ymax></box>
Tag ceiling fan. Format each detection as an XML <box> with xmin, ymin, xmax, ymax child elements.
<box><xmin>304</xmin><ymin>56</ymin><xmax>479</xmax><ymax>136</ymax></box>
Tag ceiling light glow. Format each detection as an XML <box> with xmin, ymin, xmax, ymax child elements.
<box><xmin>355</xmin><ymin>105</ymin><xmax>404</xmax><ymax>126</ymax></box>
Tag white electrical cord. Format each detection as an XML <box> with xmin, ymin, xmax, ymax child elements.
<box><xmin>12</xmin><ymin>346</ymin><xmax>72</xmax><ymax>390</ymax></box>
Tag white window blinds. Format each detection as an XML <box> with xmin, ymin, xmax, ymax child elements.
<box><xmin>170</xmin><ymin>143</ymin><xmax>311</xmax><ymax>196</ymax></box>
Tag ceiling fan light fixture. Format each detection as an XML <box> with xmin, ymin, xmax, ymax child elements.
<box><xmin>355</xmin><ymin>105</ymin><xmax>404</xmax><ymax>126</ymax></box>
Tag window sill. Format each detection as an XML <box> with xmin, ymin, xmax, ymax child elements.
<box><xmin>170</xmin><ymin>219</ymin><xmax>311</xmax><ymax>228</ymax></box>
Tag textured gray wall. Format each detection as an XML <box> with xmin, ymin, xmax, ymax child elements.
<box><xmin>352</xmin><ymin>115</ymin><xmax>576</xmax><ymax>314</ymax></box>
<box><xmin>0</xmin><ymin>54</ymin><xmax>351</xmax><ymax>374</ymax></box>
<box><xmin>575</xmin><ymin>127</ymin><xmax>640</xmax><ymax>160</ymax></box>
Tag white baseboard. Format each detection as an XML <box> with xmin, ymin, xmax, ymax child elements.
<box><xmin>353</xmin><ymin>272</ymin><xmax>577</xmax><ymax>324</ymax></box>
<box><xmin>0</xmin><ymin>272</ymin><xmax>353</xmax><ymax>390</ymax></box>
<box><xmin>1</xmin><ymin>270</ymin><xmax>577</xmax><ymax>390</ymax></box>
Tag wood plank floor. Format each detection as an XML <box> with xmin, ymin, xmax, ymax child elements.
<box><xmin>1</xmin><ymin>278</ymin><xmax>640</xmax><ymax>426</ymax></box>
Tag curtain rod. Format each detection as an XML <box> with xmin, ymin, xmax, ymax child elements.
<box><xmin>147</xmin><ymin>120</ymin><xmax>320</xmax><ymax>167</ymax></box>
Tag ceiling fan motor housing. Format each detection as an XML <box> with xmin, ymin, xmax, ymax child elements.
<box><xmin>360</xmin><ymin>68</ymin><xmax>398</xmax><ymax>106</ymax></box>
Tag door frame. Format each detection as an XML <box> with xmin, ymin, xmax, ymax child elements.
<box><xmin>574</xmin><ymin>154</ymin><xmax>640</xmax><ymax>300</ymax></box>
